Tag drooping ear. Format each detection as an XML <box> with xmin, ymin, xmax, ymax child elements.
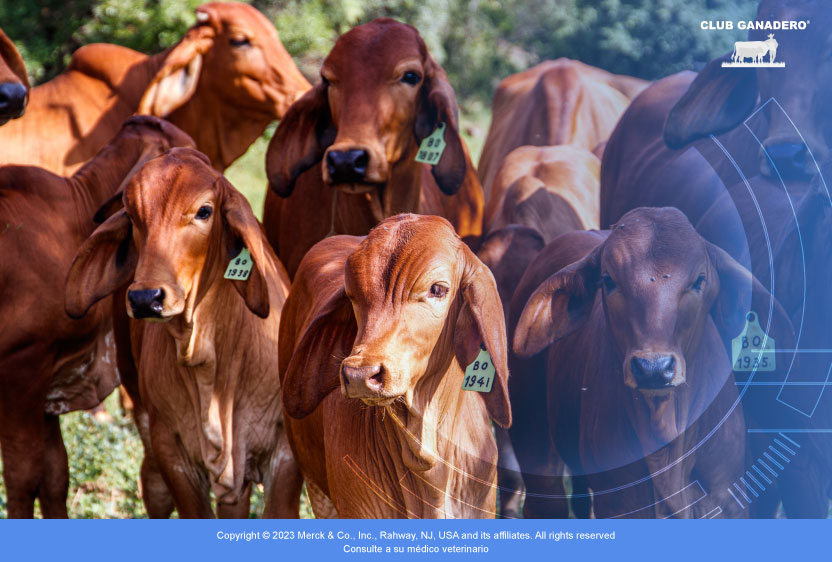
<box><xmin>282</xmin><ymin>286</ymin><xmax>356</xmax><ymax>419</ymax></box>
<box><xmin>266</xmin><ymin>82</ymin><xmax>335</xmax><ymax>197</ymax></box>
<box><xmin>513</xmin><ymin>244</ymin><xmax>602</xmax><ymax>358</ymax></box>
<box><xmin>454</xmin><ymin>246</ymin><xmax>511</xmax><ymax>428</ymax></box>
<box><xmin>219</xmin><ymin>177</ymin><xmax>271</xmax><ymax>318</ymax></box>
<box><xmin>706</xmin><ymin>241</ymin><xmax>793</xmax><ymax>346</ymax></box>
<box><xmin>65</xmin><ymin>210</ymin><xmax>136</xmax><ymax>319</ymax></box>
<box><xmin>414</xmin><ymin>55</ymin><xmax>467</xmax><ymax>195</ymax></box>
<box><xmin>138</xmin><ymin>23</ymin><xmax>215</xmax><ymax>118</ymax></box>
<box><xmin>664</xmin><ymin>54</ymin><xmax>759</xmax><ymax>149</ymax></box>
<box><xmin>0</xmin><ymin>29</ymin><xmax>29</xmax><ymax>88</ymax></box>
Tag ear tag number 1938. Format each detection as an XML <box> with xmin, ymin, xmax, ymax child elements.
<box><xmin>463</xmin><ymin>346</ymin><xmax>495</xmax><ymax>392</ymax></box>
<box><xmin>732</xmin><ymin>311</ymin><xmax>776</xmax><ymax>372</ymax></box>
<box><xmin>224</xmin><ymin>248</ymin><xmax>252</xmax><ymax>281</ymax></box>
<box><xmin>415</xmin><ymin>123</ymin><xmax>446</xmax><ymax>165</ymax></box>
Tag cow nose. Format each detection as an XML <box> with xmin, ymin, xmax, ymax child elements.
<box><xmin>341</xmin><ymin>364</ymin><xmax>385</xmax><ymax>396</ymax></box>
<box><xmin>763</xmin><ymin>143</ymin><xmax>809</xmax><ymax>179</ymax></box>
<box><xmin>0</xmin><ymin>82</ymin><xmax>27</xmax><ymax>118</ymax></box>
<box><xmin>326</xmin><ymin>149</ymin><xmax>370</xmax><ymax>183</ymax></box>
<box><xmin>127</xmin><ymin>289</ymin><xmax>166</xmax><ymax>319</ymax></box>
<box><xmin>630</xmin><ymin>355</ymin><xmax>676</xmax><ymax>389</ymax></box>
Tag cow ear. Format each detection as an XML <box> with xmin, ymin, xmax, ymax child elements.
<box><xmin>513</xmin><ymin>245</ymin><xmax>601</xmax><ymax>357</ymax></box>
<box><xmin>65</xmin><ymin>210</ymin><xmax>136</xmax><ymax>319</ymax></box>
<box><xmin>266</xmin><ymin>82</ymin><xmax>334</xmax><ymax>198</ymax></box>
<box><xmin>219</xmin><ymin>177</ymin><xmax>271</xmax><ymax>318</ymax></box>
<box><xmin>0</xmin><ymin>29</ymin><xmax>29</xmax><ymax>89</ymax></box>
<box><xmin>454</xmin><ymin>246</ymin><xmax>511</xmax><ymax>428</ymax></box>
<box><xmin>664</xmin><ymin>54</ymin><xmax>759</xmax><ymax>149</ymax></box>
<box><xmin>282</xmin><ymin>287</ymin><xmax>355</xmax><ymax>419</ymax></box>
<box><xmin>415</xmin><ymin>55</ymin><xmax>467</xmax><ymax>195</ymax></box>
<box><xmin>138</xmin><ymin>24</ymin><xmax>215</xmax><ymax>118</ymax></box>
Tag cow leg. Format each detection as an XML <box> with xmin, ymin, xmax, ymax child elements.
<box><xmin>262</xmin><ymin>429</ymin><xmax>304</xmax><ymax>518</ymax></box>
<box><xmin>38</xmin><ymin>414</ymin><xmax>69</xmax><ymax>518</ymax></box>
<box><xmin>150</xmin><ymin>420</ymin><xmax>213</xmax><ymax>518</ymax></box>
<box><xmin>216</xmin><ymin>482</ymin><xmax>252</xmax><ymax>519</ymax></box>
<box><xmin>140</xmin><ymin>450</ymin><xmax>175</xmax><ymax>518</ymax></box>
<box><xmin>494</xmin><ymin>426</ymin><xmax>524</xmax><ymax>518</ymax></box>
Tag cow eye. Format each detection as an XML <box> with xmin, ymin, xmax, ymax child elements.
<box><xmin>401</xmin><ymin>71</ymin><xmax>421</xmax><ymax>86</ymax></box>
<box><xmin>601</xmin><ymin>274</ymin><xmax>617</xmax><ymax>293</ymax></box>
<box><xmin>429</xmin><ymin>283</ymin><xmax>448</xmax><ymax>299</ymax></box>
<box><xmin>691</xmin><ymin>274</ymin><xmax>706</xmax><ymax>292</ymax></box>
<box><xmin>229</xmin><ymin>36</ymin><xmax>250</xmax><ymax>48</ymax></box>
<box><xmin>195</xmin><ymin>205</ymin><xmax>213</xmax><ymax>220</ymax></box>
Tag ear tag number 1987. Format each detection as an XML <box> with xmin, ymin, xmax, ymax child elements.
<box><xmin>732</xmin><ymin>311</ymin><xmax>776</xmax><ymax>372</ymax></box>
<box><xmin>463</xmin><ymin>346</ymin><xmax>495</xmax><ymax>392</ymax></box>
<box><xmin>415</xmin><ymin>123</ymin><xmax>446</xmax><ymax>166</ymax></box>
<box><xmin>224</xmin><ymin>248</ymin><xmax>252</xmax><ymax>281</ymax></box>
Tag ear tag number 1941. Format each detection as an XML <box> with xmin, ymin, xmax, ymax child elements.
<box><xmin>463</xmin><ymin>346</ymin><xmax>495</xmax><ymax>392</ymax></box>
<box><xmin>415</xmin><ymin>123</ymin><xmax>446</xmax><ymax>165</ymax></box>
<box><xmin>732</xmin><ymin>311</ymin><xmax>776</xmax><ymax>372</ymax></box>
<box><xmin>224</xmin><ymin>248</ymin><xmax>253</xmax><ymax>281</ymax></box>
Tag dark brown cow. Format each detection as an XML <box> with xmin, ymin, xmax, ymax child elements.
<box><xmin>602</xmin><ymin>1</ymin><xmax>831</xmax><ymax>228</ymax></box>
<box><xmin>0</xmin><ymin>3</ymin><xmax>310</xmax><ymax>174</ymax></box>
<box><xmin>279</xmin><ymin>214</ymin><xmax>510</xmax><ymax>518</ymax></box>
<box><xmin>478</xmin><ymin>59</ymin><xmax>647</xmax><ymax>204</ymax></box>
<box><xmin>0</xmin><ymin>116</ymin><xmax>194</xmax><ymax>518</ymax></box>
<box><xmin>0</xmin><ymin>27</ymin><xmax>29</xmax><ymax>125</ymax></box>
<box><xmin>263</xmin><ymin>19</ymin><xmax>484</xmax><ymax>279</ymax></box>
<box><xmin>65</xmin><ymin>148</ymin><xmax>301</xmax><ymax>518</ymax></box>
<box><xmin>513</xmin><ymin>207</ymin><xmax>762</xmax><ymax>518</ymax></box>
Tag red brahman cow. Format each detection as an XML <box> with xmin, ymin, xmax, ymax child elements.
<box><xmin>478</xmin><ymin>59</ymin><xmax>647</xmax><ymax>204</ymax></box>
<box><xmin>263</xmin><ymin>19</ymin><xmax>484</xmax><ymax>279</ymax></box>
<box><xmin>0</xmin><ymin>27</ymin><xmax>28</xmax><ymax>125</ymax></box>
<box><xmin>601</xmin><ymin>0</ymin><xmax>831</xmax><ymax>227</ymax></box>
<box><xmin>279</xmin><ymin>214</ymin><xmax>511</xmax><ymax>518</ymax></box>
<box><xmin>0</xmin><ymin>116</ymin><xmax>194</xmax><ymax>518</ymax></box>
<box><xmin>65</xmin><ymin>148</ymin><xmax>301</xmax><ymax>518</ymax></box>
<box><xmin>512</xmin><ymin>207</ymin><xmax>767</xmax><ymax>518</ymax></box>
<box><xmin>476</xmin><ymin>144</ymin><xmax>600</xmax><ymax>517</ymax></box>
<box><xmin>0</xmin><ymin>2</ymin><xmax>310</xmax><ymax>174</ymax></box>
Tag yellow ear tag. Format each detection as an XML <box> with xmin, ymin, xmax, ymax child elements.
<box><xmin>463</xmin><ymin>345</ymin><xmax>496</xmax><ymax>392</ymax></box>
<box><xmin>732</xmin><ymin>311</ymin><xmax>776</xmax><ymax>372</ymax></box>
<box><xmin>224</xmin><ymin>248</ymin><xmax>252</xmax><ymax>281</ymax></box>
<box><xmin>415</xmin><ymin>123</ymin><xmax>446</xmax><ymax>165</ymax></box>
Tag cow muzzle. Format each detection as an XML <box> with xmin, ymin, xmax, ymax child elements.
<box><xmin>323</xmin><ymin>144</ymin><xmax>387</xmax><ymax>191</ymax></box>
<box><xmin>625</xmin><ymin>352</ymin><xmax>685</xmax><ymax>391</ymax></box>
<box><xmin>127</xmin><ymin>289</ymin><xmax>166</xmax><ymax>320</ymax></box>
<box><xmin>340</xmin><ymin>360</ymin><xmax>398</xmax><ymax>405</ymax></box>
<box><xmin>761</xmin><ymin>140</ymin><xmax>813</xmax><ymax>180</ymax></box>
<box><xmin>0</xmin><ymin>82</ymin><xmax>27</xmax><ymax>124</ymax></box>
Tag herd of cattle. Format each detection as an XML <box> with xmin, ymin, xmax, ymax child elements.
<box><xmin>0</xmin><ymin>0</ymin><xmax>830</xmax><ymax>519</ymax></box>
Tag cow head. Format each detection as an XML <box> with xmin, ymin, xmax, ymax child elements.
<box><xmin>0</xmin><ymin>27</ymin><xmax>29</xmax><ymax>125</ymax></box>
<box><xmin>514</xmin><ymin>208</ymin><xmax>758</xmax><ymax>438</ymax></box>
<box><xmin>138</xmin><ymin>3</ymin><xmax>310</xmax><ymax>133</ymax></box>
<box><xmin>282</xmin><ymin>214</ymin><xmax>510</xmax><ymax>428</ymax></box>
<box><xmin>665</xmin><ymin>1</ymin><xmax>832</xmax><ymax>180</ymax></box>
<box><xmin>66</xmin><ymin>148</ymin><xmax>271</xmax><ymax>326</ymax></box>
<box><xmin>266</xmin><ymin>18</ymin><xmax>467</xmax><ymax>200</ymax></box>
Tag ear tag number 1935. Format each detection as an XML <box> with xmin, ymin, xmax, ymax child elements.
<box><xmin>732</xmin><ymin>311</ymin><xmax>776</xmax><ymax>372</ymax></box>
<box><xmin>463</xmin><ymin>346</ymin><xmax>495</xmax><ymax>392</ymax></box>
<box><xmin>224</xmin><ymin>248</ymin><xmax>252</xmax><ymax>281</ymax></box>
<box><xmin>415</xmin><ymin>123</ymin><xmax>446</xmax><ymax>165</ymax></box>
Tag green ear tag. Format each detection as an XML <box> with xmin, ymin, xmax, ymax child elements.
<box><xmin>224</xmin><ymin>248</ymin><xmax>252</xmax><ymax>281</ymax></box>
<box><xmin>732</xmin><ymin>311</ymin><xmax>776</xmax><ymax>372</ymax></box>
<box><xmin>415</xmin><ymin>123</ymin><xmax>446</xmax><ymax>165</ymax></box>
<box><xmin>463</xmin><ymin>346</ymin><xmax>496</xmax><ymax>392</ymax></box>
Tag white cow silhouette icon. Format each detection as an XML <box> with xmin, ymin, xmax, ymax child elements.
<box><xmin>732</xmin><ymin>34</ymin><xmax>779</xmax><ymax>64</ymax></box>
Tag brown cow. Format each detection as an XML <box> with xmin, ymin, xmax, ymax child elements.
<box><xmin>478</xmin><ymin>59</ymin><xmax>647</xmax><ymax>204</ymax></box>
<box><xmin>263</xmin><ymin>19</ymin><xmax>484</xmax><ymax>279</ymax></box>
<box><xmin>0</xmin><ymin>116</ymin><xmax>194</xmax><ymax>518</ymax></box>
<box><xmin>0</xmin><ymin>2</ymin><xmax>310</xmax><ymax>174</ymax></box>
<box><xmin>0</xmin><ymin>27</ymin><xmax>29</xmax><ymax>125</ymax></box>
<box><xmin>477</xmin><ymin>144</ymin><xmax>600</xmax><ymax>517</ymax></box>
<box><xmin>513</xmin><ymin>207</ymin><xmax>761</xmax><ymax>518</ymax></box>
<box><xmin>279</xmin><ymin>214</ymin><xmax>511</xmax><ymax>517</ymax></box>
<box><xmin>65</xmin><ymin>148</ymin><xmax>301</xmax><ymax>518</ymax></box>
<box><xmin>602</xmin><ymin>1</ymin><xmax>831</xmax><ymax>228</ymax></box>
